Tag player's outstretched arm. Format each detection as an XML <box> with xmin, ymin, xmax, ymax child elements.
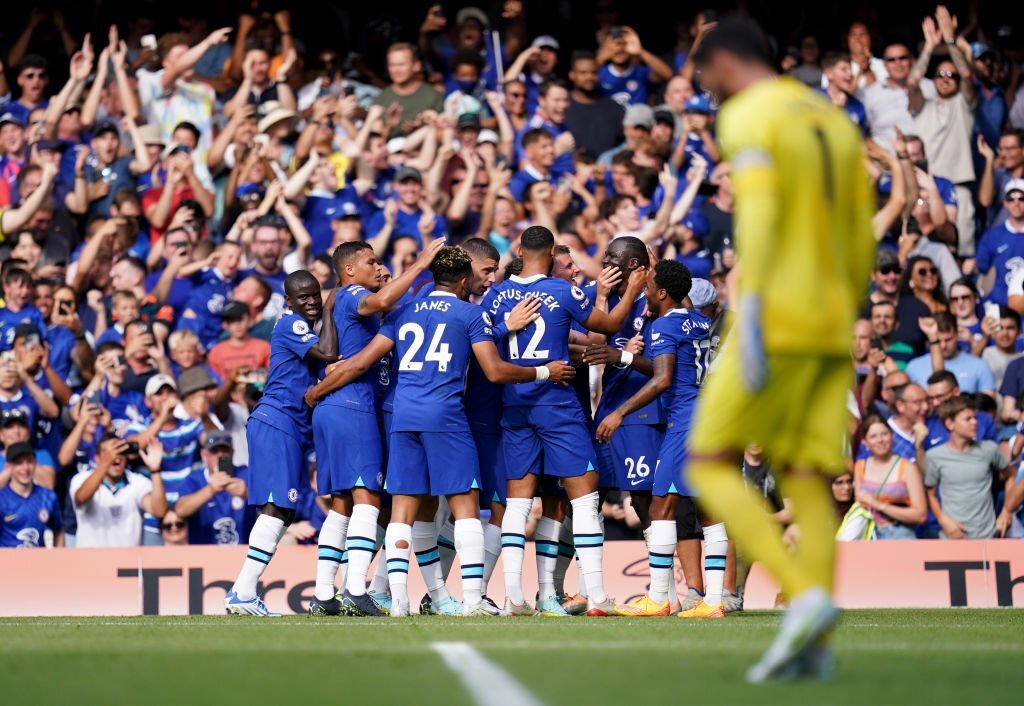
<box><xmin>595</xmin><ymin>353</ymin><xmax>673</xmax><ymax>442</ymax></box>
<box><xmin>357</xmin><ymin>239</ymin><xmax>446</xmax><ymax>317</ymax></box>
<box><xmin>472</xmin><ymin>341</ymin><xmax>575</xmax><ymax>385</ymax></box>
<box><xmin>584</xmin><ymin>267</ymin><xmax>648</xmax><ymax>335</ymax></box>
<box><xmin>304</xmin><ymin>334</ymin><xmax>395</xmax><ymax>407</ymax></box>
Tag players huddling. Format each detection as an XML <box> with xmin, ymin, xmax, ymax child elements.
<box><xmin>226</xmin><ymin>15</ymin><xmax>873</xmax><ymax>685</ymax></box>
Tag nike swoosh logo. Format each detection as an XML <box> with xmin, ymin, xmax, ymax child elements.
<box><xmin>3</xmin><ymin>515</ymin><xmax>16</xmax><ymax>522</ymax></box>
<box><xmin>998</xmin><ymin>245</ymin><xmax>1010</xmax><ymax>253</ymax></box>
<box><xmin>630</xmin><ymin>478</ymin><xmax>646</xmax><ymax>486</ymax></box>
<box><xmin>929</xmin><ymin>438</ymin><xmax>943</xmax><ymax>445</ymax></box>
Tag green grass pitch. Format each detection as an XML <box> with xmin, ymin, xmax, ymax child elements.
<box><xmin>3</xmin><ymin>610</ymin><xmax>1023</xmax><ymax>705</ymax></box>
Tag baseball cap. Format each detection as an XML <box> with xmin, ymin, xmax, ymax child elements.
<box><xmin>395</xmin><ymin>165</ymin><xmax>423</xmax><ymax>183</ymax></box>
<box><xmin>137</xmin><ymin>124</ymin><xmax>165</xmax><ymax>147</ymax></box>
<box><xmin>221</xmin><ymin>301</ymin><xmax>250</xmax><ymax>320</ymax></box>
<box><xmin>386</xmin><ymin>137</ymin><xmax>408</xmax><ymax>155</ymax></box>
<box><xmin>145</xmin><ymin>374</ymin><xmax>177</xmax><ymax>397</ymax></box>
<box><xmin>0</xmin><ymin>410</ymin><xmax>29</xmax><ymax>428</ymax></box>
<box><xmin>684</xmin><ymin>94</ymin><xmax>712</xmax><ymax>114</ymax></box>
<box><xmin>0</xmin><ymin>112</ymin><xmax>25</xmax><ymax>129</ymax></box>
<box><xmin>681</xmin><ymin>210</ymin><xmax>710</xmax><ymax>240</ymax></box>
<box><xmin>623</xmin><ymin>104</ymin><xmax>654</xmax><ymax>129</ymax></box>
<box><xmin>532</xmin><ymin>35</ymin><xmax>560</xmax><ymax>51</ymax></box>
<box><xmin>653</xmin><ymin>109</ymin><xmax>676</xmax><ymax>127</ymax></box>
<box><xmin>457</xmin><ymin>113</ymin><xmax>482</xmax><ymax>131</ymax></box>
<box><xmin>178</xmin><ymin>367</ymin><xmax>217</xmax><ymax>399</ymax></box>
<box><xmin>4</xmin><ymin>442</ymin><xmax>35</xmax><ymax>462</ymax></box>
<box><xmin>93</xmin><ymin>120</ymin><xmax>120</xmax><ymax>138</ymax></box>
<box><xmin>688</xmin><ymin>278</ymin><xmax>718</xmax><ymax>309</ymax></box>
<box><xmin>333</xmin><ymin>200</ymin><xmax>362</xmax><ymax>220</ymax></box>
<box><xmin>203</xmin><ymin>430</ymin><xmax>234</xmax><ymax>451</ymax></box>
<box><xmin>477</xmin><ymin>128</ymin><xmax>500</xmax><ymax>145</ymax></box>
<box><xmin>1005</xmin><ymin>178</ymin><xmax>1024</xmax><ymax>197</ymax></box>
<box><xmin>971</xmin><ymin>41</ymin><xmax>996</xmax><ymax>59</ymax></box>
<box><xmin>456</xmin><ymin>7</ymin><xmax>490</xmax><ymax>31</ymax></box>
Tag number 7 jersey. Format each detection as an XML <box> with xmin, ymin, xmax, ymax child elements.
<box><xmin>379</xmin><ymin>291</ymin><xmax>495</xmax><ymax>432</ymax></box>
<box><xmin>649</xmin><ymin>308</ymin><xmax>712</xmax><ymax>430</ymax></box>
<box><xmin>483</xmin><ymin>274</ymin><xmax>594</xmax><ymax>408</ymax></box>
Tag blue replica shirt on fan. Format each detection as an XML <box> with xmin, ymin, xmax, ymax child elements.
<box><xmin>144</xmin><ymin>271</ymin><xmax>193</xmax><ymax>315</ymax></box>
<box><xmin>648</xmin><ymin>308</ymin><xmax>712</xmax><ymax>430</ymax></box>
<box><xmin>379</xmin><ymin>291</ymin><xmax>494</xmax><ymax>432</ymax></box>
<box><xmin>0</xmin><ymin>305</ymin><xmax>47</xmax><ymax>350</ymax></box>
<box><xmin>0</xmin><ymin>484</ymin><xmax>63</xmax><ymax>547</ymax></box>
<box><xmin>177</xmin><ymin>467</ymin><xmax>255</xmax><ymax>545</ymax></box>
<box><xmin>248</xmin><ymin>311</ymin><xmax>322</xmax><ymax>440</ymax></box>
<box><xmin>45</xmin><ymin>323</ymin><xmax>76</xmax><ymax>382</ymax></box>
<box><xmin>598</xmin><ymin>63</ymin><xmax>652</xmax><ymax>107</ymax></box>
<box><xmin>301</xmin><ymin>186</ymin><xmax>362</xmax><ymax>255</ymax></box>
<box><xmin>489</xmin><ymin>274</ymin><xmax>594</xmax><ymax>408</ymax></box>
<box><xmin>675</xmin><ymin>250</ymin><xmax>713</xmax><ymax>280</ymax></box>
<box><xmin>321</xmin><ymin>285</ymin><xmax>380</xmax><ymax>414</ymax></box>
<box><xmin>0</xmin><ymin>390</ymin><xmax>42</xmax><ymax>443</ymax></box>
<box><xmin>975</xmin><ymin>220</ymin><xmax>1024</xmax><ymax>306</ymax></box>
<box><xmin>179</xmin><ymin>268</ymin><xmax>239</xmax><ymax>349</ymax></box>
<box><xmin>514</xmin><ymin>115</ymin><xmax>576</xmax><ymax>175</ymax></box>
<box><xmin>98</xmin><ymin>385</ymin><xmax>150</xmax><ymax>437</ymax></box>
<box><xmin>587</xmin><ymin>286</ymin><xmax>663</xmax><ymax>427</ymax></box>
<box><xmin>923</xmin><ymin>410</ymin><xmax>998</xmax><ymax>450</ymax></box>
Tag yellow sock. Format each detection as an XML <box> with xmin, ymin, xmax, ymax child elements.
<box><xmin>779</xmin><ymin>473</ymin><xmax>837</xmax><ymax>593</ymax></box>
<box><xmin>688</xmin><ymin>459</ymin><xmax>812</xmax><ymax>599</ymax></box>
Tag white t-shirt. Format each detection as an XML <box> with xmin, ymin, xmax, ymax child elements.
<box><xmin>70</xmin><ymin>470</ymin><xmax>153</xmax><ymax>547</ymax></box>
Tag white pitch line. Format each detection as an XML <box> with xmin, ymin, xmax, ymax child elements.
<box><xmin>431</xmin><ymin>641</ymin><xmax>544</xmax><ymax>706</ymax></box>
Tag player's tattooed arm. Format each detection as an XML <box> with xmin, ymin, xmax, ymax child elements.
<box><xmin>356</xmin><ymin>239</ymin><xmax>446</xmax><ymax>317</ymax></box>
<box><xmin>304</xmin><ymin>334</ymin><xmax>395</xmax><ymax>407</ymax></box>
<box><xmin>595</xmin><ymin>353</ymin><xmax>672</xmax><ymax>442</ymax></box>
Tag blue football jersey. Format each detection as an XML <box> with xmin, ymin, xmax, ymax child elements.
<box><xmin>598</xmin><ymin>63</ymin><xmax>652</xmax><ymax>107</ymax></box>
<box><xmin>0</xmin><ymin>305</ymin><xmax>47</xmax><ymax>350</ymax></box>
<box><xmin>99</xmin><ymin>385</ymin><xmax>150</xmax><ymax>438</ymax></box>
<box><xmin>178</xmin><ymin>468</ymin><xmax>255</xmax><ymax>545</ymax></box>
<box><xmin>489</xmin><ymin>274</ymin><xmax>593</xmax><ymax>408</ymax></box>
<box><xmin>0</xmin><ymin>389</ymin><xmax>42</xmax><ymax>444</ymax></box>
<box><xmin>0</xmin><ymin>484</ymin><xmax>62</xmax><ymax>547</ymax></box>
<box><xmin>179</xmin><ymin>268</ymin><xmax>238</xmax><ymax>349</ymax></box>
<box><xmin>248</xmin><ymin>311</ymin><xmax>322</xmax><ymax>440</ymax></box>
<box><xmin>589</xmin><ymin>286</ymin><xmax>663</xmax><ymax>427</ymax></box>
<box><xmin>648</xmin><ymin>308</ymin><xmax>712</xmax><ymax>429</ymax></box>
<box><xmin>380</xmin><ymin>291</ymin><xmax>493</xmax><ymax>432</ymax></box>
<box><xmin>471</xmin><ymin>281</ymin><xmax>514</xmax><ymax>430</ymax></box>
<box><xmin>321</xmin><ymin>284</ymin><xmax>382</xmax><ymax>414</ymax></box>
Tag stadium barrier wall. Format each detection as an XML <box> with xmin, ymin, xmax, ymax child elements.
<box><xmin>2</xmin><ymin>540</ymin><xmax>1023</xmax><ymax>615</ymax></box>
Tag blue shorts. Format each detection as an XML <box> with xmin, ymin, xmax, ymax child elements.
<box><xmin>653</xmin><ymin>430</ymin><xmax>694</xmax><ymax>498</ymax></box>
<box><xmin>502</xmin><ymin>404</ymin><xmax>596</xmax><ymax>480</ymax></box>
<box><xmin>313</xmin><ymin>404</ymin><xmax>384</xmax><ymax>495</ymax></box>
<box><xmin>597</xmin><ymin>423</ymin><xmax>665</xmax><ymax>492</ymax></box>
<box><xmin>247</xmin><ymin>418</ymin><xmax>307</xmax><ymax>509</ymax></box>
<box><xmin>472</xmin><ymin>426</ymin><xmax>507</xmax><ymax>506</ymax></box>
<box><xmin>385</xmin><ymin>430</ymin><xmax>481</xmax><ymax>496</ymax></box>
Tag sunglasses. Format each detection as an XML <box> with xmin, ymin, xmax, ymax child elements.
<box><xmin>885</xmin><ymin>55</ymin><xmax>911</xmax><ymax>63</ymax></box>
<box><xmin>914</xmin><ymin>267</ymin><xmax>938</xmax><ymax>276</ymax></box>
<box><xmin>935</xmin><ymin>71</ymin><xmax>958</xmax><ymax>80</ymax></box>
<box><xmin>949</xmin><ymin>294</ymin><xmax>974</xmax><ymax>302</ymax></box>
<box><xmin>1007</xmin><ymin>194</ymin><xmax>1024</xmax><ymax>203</ymax></box>
<box><xmin>161</xmin><ymin>521</ymin><xmax>185</xmax><ymax>530</ymax></box>
<box><xmin>878</xmin><ymin>265</ymin><xmax>902</xmax><ymax>275</ymax></box>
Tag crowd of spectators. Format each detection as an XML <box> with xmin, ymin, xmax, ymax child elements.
<box><xmin>2</xmin><ymin>2</ymin><xmax>1024</xmax><ymax>549</ymax></box>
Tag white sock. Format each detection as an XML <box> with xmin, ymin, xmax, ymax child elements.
<box><xmin>702</xmin><ymin>523</ymin><xmax>728</xmax><ymax>606</ymax></box>
<box><xmin>455</xmin><ymin>518</ymin><xmax>485</xmax><ymax>610</ymax></box>
<box><xmin>413</xmin><ymin>520</ymin><xmax>450</xmax><ymax>603</ymax></box>
<box><xmin>343</xmin><ymin>504</ymin><xmax>379</xmax><ymax>596</ymax></box>
<box><xmin>385</xmin><ymin>522</ymin><xmax>412</xmax><ymax>606</ymax></box>
<box><xmin>501</xmin><ymin>497</ymin><xmax>532</xmax><ymax>605</ymax></box>
<box><xmin>482</xmin><ymin>520</ymin><xmax>502</xmax><ymax>590</ymax></box>
<box><xmin>369</xmin><ymin>524</ymin><xmax>390</xmax><ymax>594</ymax></box>
<box><xmin>576</xmin><ymin>557</ymin><xmax>588</xmax><ymax>598</ymax></box>
<box><xmin>534</xmin><ymin>516</ymin><xmax>561</xmax><ymax>601</ymax></box>
<box><xmin>437</xmin><ymin>516</ymin><xmax>457</xmax><ymax>582</ymax></box>
<box><xmin>554</xmin><ymin>518</ymin><xmax>574</xmax><ymax>596</ymax></box>
<box><xmin>315</xmin><ymin>511</ymin><xmax>349</xmax><ymax>601</ymax></box>
<box><xmin>233</xmin><ymin>514</ymin><xmax>285</xmax><ymax>600</ymax></box>
<box><xmin>571</xmin><ymin>492</ymin><xmax>606</xmax><ymax>604</ymax></box>
<box><xmin>647</xmin><ymin>520</ymin><xmax>677</xmax><ymax>603</ymax></box>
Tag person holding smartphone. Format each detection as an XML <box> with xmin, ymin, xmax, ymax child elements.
<box><xmin>174</xmin><ymin>431</ymin><xmax>252</xmax><ymax>545</ymax></box>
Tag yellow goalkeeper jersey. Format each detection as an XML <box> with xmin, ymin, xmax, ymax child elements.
<box><xmin>717</xmin><ymin>76</ymin><xmax>876</xmax><ymax>355</ymax></box>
